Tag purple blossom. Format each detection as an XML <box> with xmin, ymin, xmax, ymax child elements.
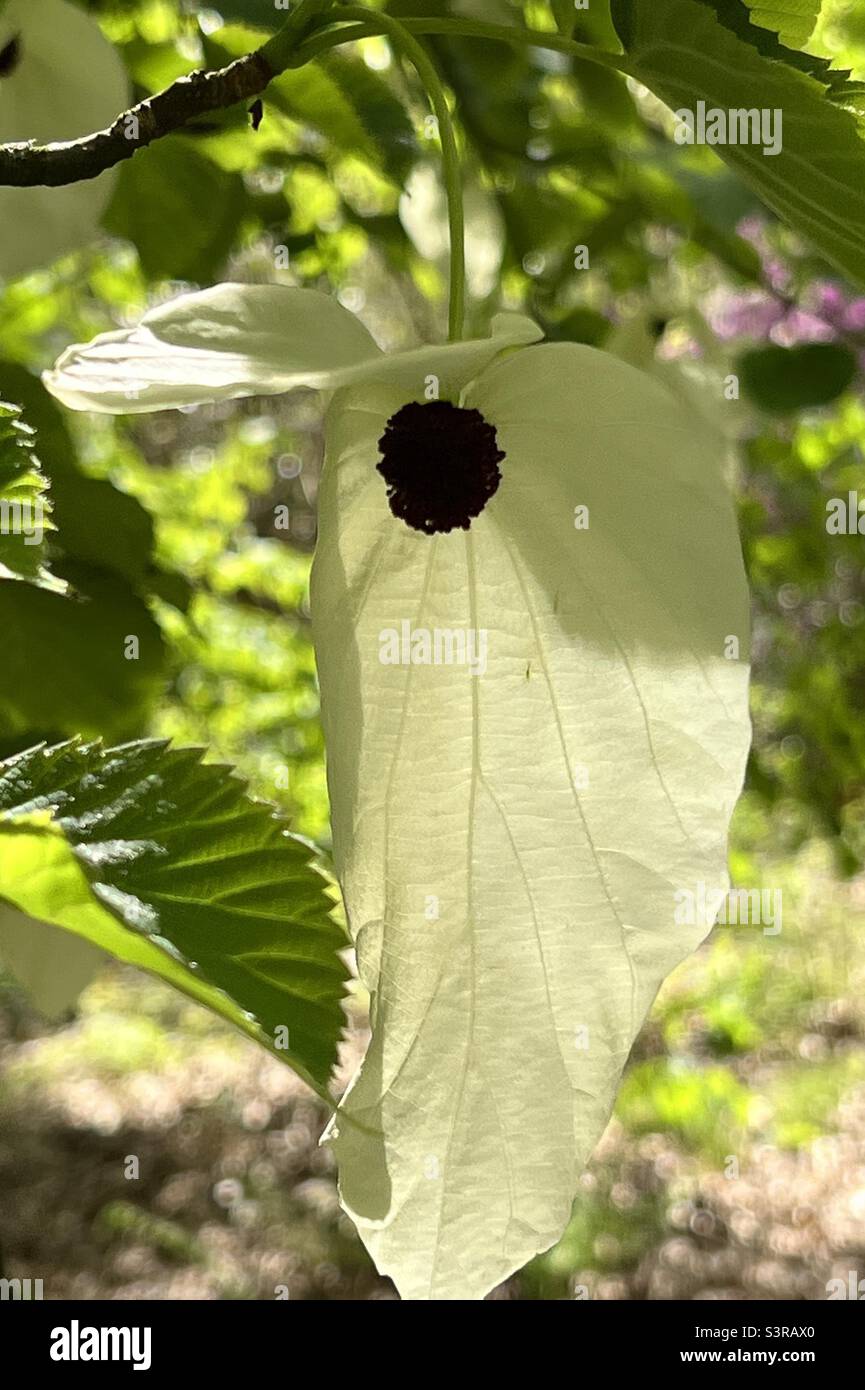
<box><xmin>771</xmin><ymin>310</ymin><xmax>836</xmax><ymax>346</ymax></box>
<box><xmin>844</xmin><ymin>299</ymin><xmax>865</xmax><ymax>333</ymax></box>
<box><xmin>806</xmin><ymin>280</ymin><xmax>847</xmax><ymax>327</ymax></box>
<box><xmin>763</xmin><ymin>257</ymin><xmax>792</xmax><ymax>293</ymax></box>
<box><xmin>705</xmin><ymin>289</ymin><xmax>785</xmax><ymax>341</ymax></box>
<box><xmin>736</xmin><ymin>215</ymin><xmax>770</xmax><ymax>250</ymax></box>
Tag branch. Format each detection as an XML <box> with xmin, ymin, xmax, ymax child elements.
<box><xmin>0</xmin><ymin>13</ymin><xmax>626</xmax><ymax>189</ymax></box>
<box><xmin>0</xmin><ymin>52</ymin><xmax>275</xmax><ymax>187</ymax></box>
<box><xmin>0</xmin><ymin>0</ymin><xmax>339</xmax><ymax>189</ymax></box>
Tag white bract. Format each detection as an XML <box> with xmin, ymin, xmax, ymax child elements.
<box><xmin>45</xmin><ymin>282</ymin><xmax>751</xmax><ymax>1300</ymax></box>
<box><xmin>0</xmin><ymin>0</ymin><xmax>129</xmax><ymax>280</ymax></box>
<box><xmin>0</xmin><ymin>901</ymin><xmax>104</xmax><ymax>1016</ymax></box>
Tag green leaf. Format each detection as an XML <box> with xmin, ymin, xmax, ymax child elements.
<box><xmin>737</xmin><ymin>342</ymin><xmax>857</xmax><ymax>413</ymax></box>
<box><xmin>0</xmin><ymin>740</ymin><xmax>349</xmax><ymax>1093</ymax></box>
<box><xmin>617</xmin><ymin>0</ymin><xmax>865</xmax><ymax>291</ymax></box>
<box><xmin>321</xmin><ymin>52</ymin><xmax>419</xmax><ymax>186</ymax></box>
<box><xmin>691</xmin><ymin>0</ymin><xmax>865</xmax><ymax>102</ymax></box>
<box><xmin>0</xmin><ymin>570</ymin><xmax>165</xmax><ymax>742</ymax></box>
<box><xmin>0</xmin><ymin>401</ymin><xmax>64</xmax><ymax>592</ymax></box>
<box><xmin>208</xmin><ymin>28</ymin><xmax>419</xmax><ymax>184</ymax></box>
<box><xmin>311</xmin><ymin>343</ymin><xmax>750</xmax><ymax>1299</ymax></box>
<box><xmin>271</xmin><ymin>55</ymin><xmax>418</xmax><ymax>185</ymax></box>
<box><xmin>0</xmin><ymin>363</ymin><xmax>154</xmax><ymax>586</ymax></box>
<box><xmin>103</xmin><ymin>138</ymin><xmax>247</xmax><ymax>283</ymax></box>
<box><xmin>745</xmin><ymin>0</ymin><xmax>820</xmax><ymax>49</ymax></box>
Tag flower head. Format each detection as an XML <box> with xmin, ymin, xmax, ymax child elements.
<box><xmin>377</xmin><ymin>400</ymin><xmax>505</xmax><ymax>534</ymax></box>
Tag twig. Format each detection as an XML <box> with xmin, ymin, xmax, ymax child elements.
<box><xmin>0</xmin><ymin>52</ymin><xmax>274</xmax><ymax>187</ymax></box>
<box><xmin>0</xmin><ymin>15</ymin><xmax>625</xmax><ymax>189</ymax></box>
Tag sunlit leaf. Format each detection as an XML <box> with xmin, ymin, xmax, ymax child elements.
<box><xmin>207</xmin><ymin>27</ymin><xmax>418</xmax><ymax>184</ymax></box>
<box><xmin>691</xmin><ymin>0</ymin><xmax>865</xmax><ymax>102</ymax></box>
<box><xmin>0</xmin><ymin>739</ymin><xmax>349</xmax><ymax>1092</ymax></box>
<box><xmin>615</xmin><ymin>0</ymin><xmax>865</xmax><ymax>290</ymax></box>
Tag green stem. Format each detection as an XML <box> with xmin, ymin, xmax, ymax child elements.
<box><xmin>328</xmin><ymin>7</ymin><xmax>466</xmax><ymax>343</ymax></box>
<box><xmin>259</xmin><ymin>0</ymin><xmax>341</xmax><ymax>71</ymax></box>
<box><xmin>294</xmin><ymin>16</ymin><xmax>629</xmax><ymax>74</ymax></box>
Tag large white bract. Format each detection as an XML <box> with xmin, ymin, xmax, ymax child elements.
<box><xmin>0</xmin><ymin>0</ymin><xmax>129</xmax><ymax>280</ymax></box>
<box><xmin>45</xmin><ymin>283</ymin><xmax>751</xmax><ymax>1299</ymax></box>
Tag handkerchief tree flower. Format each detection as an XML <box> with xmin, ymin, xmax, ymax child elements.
<box><xmin>0</xmin><ymin>0</ymin><xmax>129</xmax><ymax>278</ymax></box>
<box><xmin>20</xmin><ymin>0</ymin><xmax>840</xmax><ymax>1301</ymax></box>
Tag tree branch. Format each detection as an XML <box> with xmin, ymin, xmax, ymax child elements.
<box><xmin>0</xmin><ymin>13</ymin><xmax>625</xmax><ymax>190</ymax></box>
<box><xmin>0</xmin><ymin>51</ymin><xmax>275</xmax><ymax>187</ymax></box>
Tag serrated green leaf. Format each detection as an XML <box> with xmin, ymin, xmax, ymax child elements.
<box><xmin>699</xmin><ymin>0</ymin><xmax>819</xmax><ymax>52</ymax></box>
<box><xmin>691</xmin><ymin>0</ymin><xmax>865</xmax><ymax>100</ymax></box>
<box><xmin>0</xmin><ymin>401</ymin><xmax>64</xmax><ymax>592</ymax></box>
<box><xmin>618</xmin><ymin>0</ymin><xmax>865</xmax><ymax>291</ymax></box>
<box><xmin>0</xmin><ymin>739</ymin><xmax>349</xmax><ymax>1092</ymax></box>
<box><xmin>747</xmin><ymin>0</ymin><xmax>820</xmax><ymax>49</ymax></box>
<box><xmin>0</xmin><ymin>363</ymin><xmax>155</xmax><ymax>586</ymax></box>
<box><xmin>311</xmin><ymin>343</ymin><xmax>750</xmax><ymax>1299</ymax></box>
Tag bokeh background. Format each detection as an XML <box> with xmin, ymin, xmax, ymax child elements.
<box><xmin>2</xmin><ymin>0</ymin><xmax>865</xmax><ymax>1299</ymax></box>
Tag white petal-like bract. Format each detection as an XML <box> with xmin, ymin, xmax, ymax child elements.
<box><xmin>0</xmin><ymin>903</ymin><xmax>104</xmax><ymax>1017</ymax></box>
<box><xmin>0</xmin><ymin>0</ymin><xmax>130</xmax><ymax>279</ymax></box>
<box><xmin>45</xmin><ymin>280</ymin><xmax>542</xmax><ymax>414</ymax></box>
<box><xmin>311</xmin><ymin>343</ymin><xmax>751</xmax><ymax>1299</ymax></box>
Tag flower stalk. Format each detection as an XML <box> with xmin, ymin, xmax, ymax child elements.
<box><xmin>335</xmin><ymin>6</ymin><xmax>466</xmax><ymax>342</ymax></box>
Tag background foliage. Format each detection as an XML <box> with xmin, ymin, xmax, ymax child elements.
<box><xmin>2</xmin><ymin>0</ymin><xmax>865</xmax><ymax>1299</ymax></box>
